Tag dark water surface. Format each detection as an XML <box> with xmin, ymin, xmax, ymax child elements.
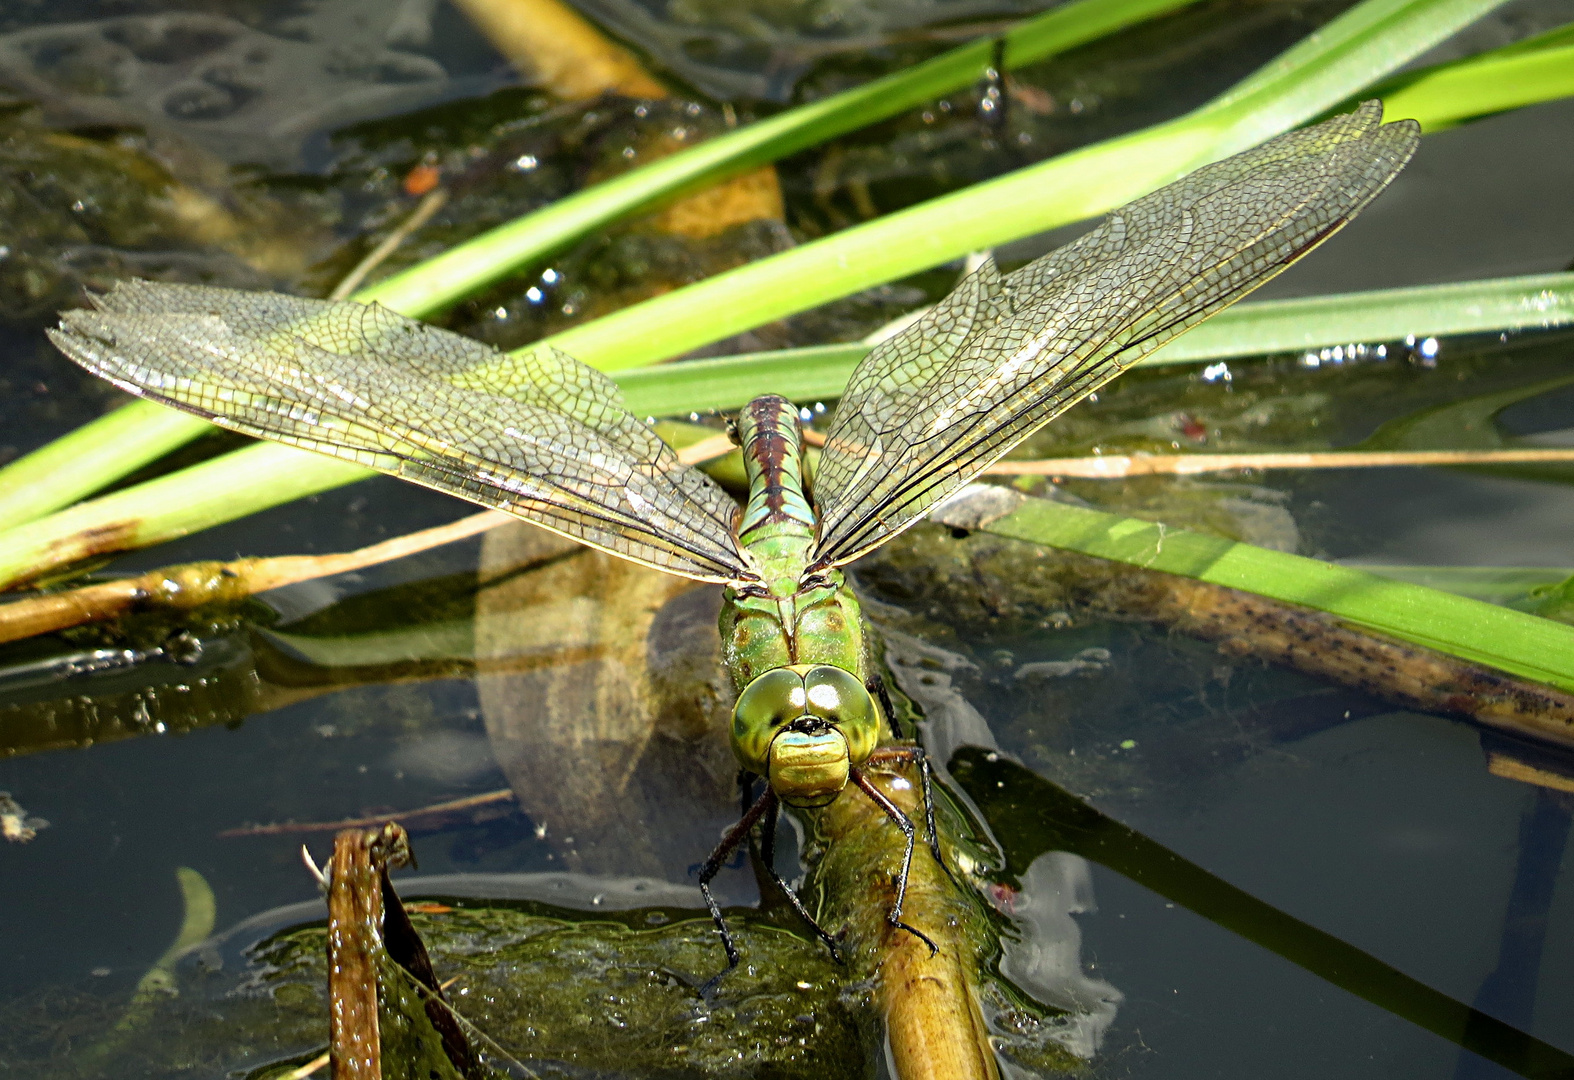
<box><xmin>1</xmin><ymin>0</ymin><xmax>1573</xmax><ymax>1076</ymax></box>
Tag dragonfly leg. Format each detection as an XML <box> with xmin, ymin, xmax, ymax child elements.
<box><xmin>850</xmin><ymin>767</ymin><xmax>939</xmax><ymax>958</ymax></box>
<box><xmin>867</xmin><ymin>673</ymin><xmax>904</xmax><ymax>739</ymax></box>
<box><xmin>868</xmin><ymin>744</ymin><xmax>963</xmax><ymax>894</ymax></box>
<box><xmin>736</xmin><ymin>769</ymin><xmax>759</xmax><ymax>816</ymax></box>
<box><xmin>758</xmin><ymin>794</ymin><xmax>844</xmax><ymax>964</ymax></box>
<box><xmin>698</xmin><ymin>789</ymin><xmax>774</xmax><ymax>993</ymax></box>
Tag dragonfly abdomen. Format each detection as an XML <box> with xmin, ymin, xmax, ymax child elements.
<box><xmin>736</xmin><ymin>395</ymin><xmax>817</xmax><ymax>550</ymax></box>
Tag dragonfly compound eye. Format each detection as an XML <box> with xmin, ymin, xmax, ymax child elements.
<box><xmin>730</xmin><ymin>664</ymin><xmax>880</xmax><ymax>806</ymax></box>
<box><xmin>730</xmin><ymin>667</ymin><xmax>809</xmax><ymax>775</ymax></box>
<box><xmin>803</xmin><ymin>665</ymin><xmax>880</xmax><ymax>765</ymax></box>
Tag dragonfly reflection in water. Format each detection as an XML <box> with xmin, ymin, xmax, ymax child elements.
<box><xmin>50</xmin><ymin>102</ymin><xmax>1418</xmax><ymax>982</ymax></box>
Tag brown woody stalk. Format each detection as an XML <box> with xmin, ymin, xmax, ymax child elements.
<box><xmin>812</xmin><ymin>754</ymin><xmax>1000</xmax><ymax>1080</ymax></box>
<box><xmin>1057</xmin><ymin>549</ymin><xmax>1574</xmax><ymax>747</ymax></box>
<box><xmin>0</xmin><ymin>511</ymin><xmax>510</xmax><ymax>645</ymax></box>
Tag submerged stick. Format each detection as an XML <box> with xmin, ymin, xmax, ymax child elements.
<box><xmin>811</xmin><ymin>753</ymin><xmax>1000</xmax><ymax>1080</ymax></box>
<box><xmin>927</xmin><ymin>490</ymin><xmax>1574</xmax><ymax>748</ymax></box>
<box><xmin>1070</xmin><ymin>555</ymin><xmax>1574</xmax><ymax>747</ymax></box>
<box><xmin>449</xmin><ymin>0</ymin><xmax>666</xmax><ymax>100</ymax></box>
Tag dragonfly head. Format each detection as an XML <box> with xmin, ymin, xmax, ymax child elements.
<box><xmin>731</xmin><ymin>664</ymin><xmax>880</xmax><ymax>808</ymax></box>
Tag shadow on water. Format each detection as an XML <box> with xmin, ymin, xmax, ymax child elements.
<box><xmin>952</xmin><ymin>748</ymin><xmax>1574</xmax><ymax>1080</ymax></box>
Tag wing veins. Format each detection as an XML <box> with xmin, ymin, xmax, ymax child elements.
<box><xmin>810</xmin><ymin>104</ymin><xmax>1419</xmax><ymax>568</ymax></box>
<box><xmin>50</xmin><ymin>288</ymin><xmax>755</xmax><ymax>584</ymax></box>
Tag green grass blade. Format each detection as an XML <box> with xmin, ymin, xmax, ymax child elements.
<box><xmin>514</xmin><ymin>0</ymin><xmax>1510</xmax><ymax>375</ymax></box>
<box><xmin>0</xmin><ymin>0</ymin><xmax>1200</xmax><ymax>529</ymax></box>
<box><xmin>0</xmin><ymin>443</ymin><xmax>364</xmax><ymax>589</ymax></box>
<box><xmin>1362</xmin><ymin>21</ymin><xmax>1574</xmax><ymax>130</ymax></box>
<box><xmin>1144</xmin><ymin>270</ymin><xmax>1574</xmax><ymax>365</ymax></box>
<box><xmin>617</xmin><ymin>271</ymin><xmax>1574</xmax><ymax>413</ymax></box>
<box><xmin>0</xmin><ymin>0</ymin><xmax>1535</xmax><ymax>588</ymax></box>
<box><xmin>1355</xmin><ymin>564</ymin><xmax>1573</xmax><ymax>605</ymax></box>
<box><xmin>0</xmin><ymin>402</ymin><xmax>209</xmax><ymax>526</ymax></box>
<box><xmin>976</xmin><ymin>494</ymin><xmax>1574</xmax><ymax>693</ymax></box>
<box><xmin>618</xmin><ymin>344</ymin><xmax>868</xmax><ymax>417</ymax></box>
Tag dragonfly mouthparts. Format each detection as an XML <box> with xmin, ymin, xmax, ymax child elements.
<box><xmin>783</xmin><ymin>715</ymin><xmax>837</xmax><ymax>736</ymax></box>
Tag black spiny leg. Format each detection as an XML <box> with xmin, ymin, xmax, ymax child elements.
<box><xmin>868</xmin><ymin>673</ymin><xmax>903</xmax><ymax>739</ymax></box>
<box><xmin>867</xmin><ymin>677</ymin><xmax>953</xmax><ymax>888</ymax></box>
<box><xmin>850</xmin><ymin>768</ymin><xmax>939</xmax><ymax>957</ymax></box>
<box><xmin>757</xmin><ymin>794</ymin><xmax>843</xmax><ymax>963</ymax></box>
<box><xmin>698</xmin><ymin>790</ymin><xmax>774</xmax><ymax>994</ymax></box>
<box><xmin>869</xmin><ymin>744</ymin><xmax>962</xmax><ymax>894</ymax></box>
<box><xmin>736</xmin><ymin>769</ymin><xmax>758</xmax><ymax>816</ymax></box>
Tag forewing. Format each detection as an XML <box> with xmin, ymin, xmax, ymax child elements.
<box><xmin>50</xmin><ymin>284</ymin><xmax>754</xmax><ymax>584</ymax></box>
<box><xmin>812</xmin><ymin>102</ymin><xmax>1419</xmax><ymax>567</ymax></box>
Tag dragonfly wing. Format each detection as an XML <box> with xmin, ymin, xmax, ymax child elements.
<box><xmin>811</xmin><ymin>102</ymin><xmax>1419</xmax><ymax>568</ymax></box>
<box><xmin>51</xmin><ymin>285</ymin><xmax>754</xmax><ymax>584</ymax></box>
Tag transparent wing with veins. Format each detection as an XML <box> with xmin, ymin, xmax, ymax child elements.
<box><xmin>49</xmin><ymin>281</ymin><xmax>755</xmax><ymax>584</ymax></box>
<box><xmin>810</xmin><ymin>102</ymin><xmax>1419</xmax><ymax>569</ymax></box>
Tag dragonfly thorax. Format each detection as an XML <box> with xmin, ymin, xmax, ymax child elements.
<box><xmin>730</xmin><ymin>664</ymin><xmax>881</xmax><ymax>807</ymax></box>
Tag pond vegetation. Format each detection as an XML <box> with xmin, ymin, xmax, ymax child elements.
<box><xmin>0</xmin><ymin>0</ymin><xmax>1573</xmax><ymax>1077</ymax></box>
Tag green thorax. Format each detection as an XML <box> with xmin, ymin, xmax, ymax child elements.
<box><xmin>720</xmin><ymin>395</ymin><xmax>868</xmax><ymax>692</ymax></box>
<box><xmin>720</xmin><ymin>396</ymin><xmax>880</xmax><ymax>806</ymax></box>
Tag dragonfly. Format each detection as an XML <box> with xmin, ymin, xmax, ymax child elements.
<box><xmin>50</xmin><ymin>102</ymin><xmax>1417</xmax><ymax>981</ymax></box>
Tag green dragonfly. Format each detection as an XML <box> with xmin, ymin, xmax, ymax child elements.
<box><xmin>50</xmin><ymin>102</ymin><xmax>1417</xmax><ymax>980</ymax></box>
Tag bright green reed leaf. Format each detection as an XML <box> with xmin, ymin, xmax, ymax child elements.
<box><xmin>0</xmin><ymin>0</ymin><xmax>1522</xmax><ymax>524</ymax></box>
<box><xmin>1356</xmin><ymin>565</ymin><xmax>1574</xmax><ymax>607</ymax></box>
<box><xmin>615</xmin><ymin>272</ymin><xmax>1574</xmax><ymax>414</ymax></box>
<box><xmin>0</xmin><ymin>401</ymin><xmax>208</xmax><ymax>526</ymax></box>
<box><xmin>0</xmin><ymin>0</ymin><xmax>1201</xmax><ymax>529</ymax></box>
<box><xmin>0</xmin><ymin>0</ymin><xmax>1540</xmax><ymax>597</ymax></box>
<box><xmin>1360</xmin><ymin>22</ymin><xmax>1574</xmax><ymax>131</ymax></box>
<box><xmin>973</xmin><ymin>495</ymin><xmax>1574</xmax><ymax>694</ymax></box>
<box><xmin>511</xmin><ymin>0</ymin><xmax>1509</xmax><ymax>377</ymax></box>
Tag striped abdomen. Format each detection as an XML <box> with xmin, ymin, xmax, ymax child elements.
<box><xmin>736</xmin><ymin>394</ymin><xmax>816</xmax><ymax>548</ymax></box>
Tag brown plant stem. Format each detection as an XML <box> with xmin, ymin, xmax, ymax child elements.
<box><xmin>327</xmin><ymin>823</ymin><xmax>479</xmax><ymax>1080</ymax></box>
<box><xmin>984</xmin><ymin>447</ymin><xmax>1574</xmax><ymax>477</ymax></box>
<box><xmin>330</xmin><ymin>189</ymin><xmax>451</xmax><ymax>302</ymax></box>
<box><xmin>812</xmin><ymin>752</ymin><xmax>1000</xmax><ymax>1080</ymax></box>
<box><xmin>1053</xmin><ymin>548</ymin><xmax>1574</xmax><ymax>748</ymax></box>
<box><xmin>791</xmin><ymin>430</ymin><xmax>1574</xmax><ymax>478</ymax></box>
<box><xmin>0</xmin><ymin>434</ymin><xmax>733</xmax><ymax>644</ymax></box>
<box><xmin>220</xmin><ymin>789</ymin><xmax>518</xmax><ymax>838</ymax></box>
<box><xmin>0</xmin><ymin>511</ymin><xmax>510</xmax><ymax>645</ymax></box>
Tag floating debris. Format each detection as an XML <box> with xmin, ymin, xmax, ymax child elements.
<box><xmin>0</xmin><ymin>791</ymin><xmax>47</xmax><ymax>842</ymax></box>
